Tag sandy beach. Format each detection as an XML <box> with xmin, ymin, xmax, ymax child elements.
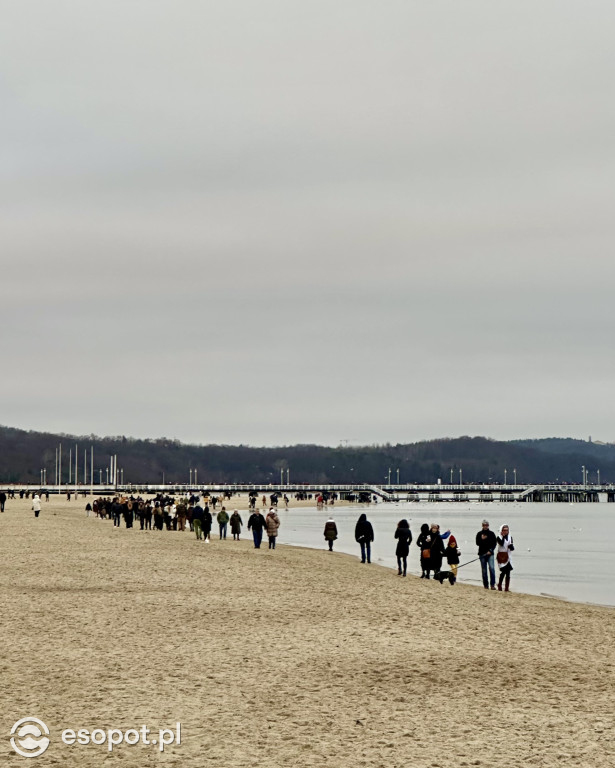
<box><xmin>1</xmin><ymin>495</ymin><xmax>613</xmax><ymax>767</ymax></box>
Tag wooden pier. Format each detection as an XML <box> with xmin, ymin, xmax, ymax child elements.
<box><xmin>2</xmin><ymin>482</ymin><xmax>615</xmax><ymax>502</ymax></box>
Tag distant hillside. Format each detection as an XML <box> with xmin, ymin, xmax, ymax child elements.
<box><xmin>0</xmin><ymin>426</ymin><xmax>612</xmax><ymax>485</ymax></box>
<box><xmin>512</xmin><ymin>437</ymin><xmax>615</xmax><ymax>461</ymax></box>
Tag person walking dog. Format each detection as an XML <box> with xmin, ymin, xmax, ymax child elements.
<box><xmin>476</xmin><ymin>519</ymin><xmax>497</xmax><ymax>590</ymax></box>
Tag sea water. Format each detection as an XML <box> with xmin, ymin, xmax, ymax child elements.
<box><xmin>277</xmin><ymin>502</ymin><xmax>615</xmax><ymax>607</ymax></box>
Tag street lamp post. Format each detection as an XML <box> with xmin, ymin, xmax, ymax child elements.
<box><xmin>396</xmin><ymin>468</ymin><xmax>400</xmax><ymax>484</ymax></box>
<box><xmin>504</xmin><ymin>468</ymin><xmax>507</xmax><ymax>486</ymax></box>
<box><xmin>581</xmin><ymin>465</ymin><xmax>586</xmax><ymax>486</ymax></box>
<box><xmin>459</xmin><ymin>468</ymin><xmax>462</xmax><ymax>486</ymax></box>
<box><xmin>388</xmin><ymin>467</ymin><xmax>391</xmax><ymax>485</ymax></box>
<box><xmin>513</xmin><ymin>468</ymin><xmax>517</xmax><ymax>485</ymax></box>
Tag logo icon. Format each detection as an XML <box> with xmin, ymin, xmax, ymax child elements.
<box><xmin>10</xmin><ymin>718</ymin><xmax>50</xmax><ymax>758</ymax></box>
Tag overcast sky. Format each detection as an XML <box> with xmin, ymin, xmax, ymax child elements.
<box><xmin>2</xmin><ymin>1</ymin><xmax>614</xmax><ymax>446</ymax></box>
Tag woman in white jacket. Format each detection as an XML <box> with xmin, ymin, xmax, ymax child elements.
<box><xmin>496</xmin><ymin>523</ymin><xmax>514</xmax><ymax>591</ymax></box>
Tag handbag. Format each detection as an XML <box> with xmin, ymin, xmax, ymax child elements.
<box><xmin>422</xmin><ymin>548</ymin><xmax>431</xmax><ymax>559</ymax></box>
<box><xmin>496</xmin><ymin>551</ymin><xmax>509</xmax><ymax>565</ymax></box>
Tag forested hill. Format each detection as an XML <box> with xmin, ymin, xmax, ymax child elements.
<box><xmin>512</xmin><ymin>437</ymin><xmax>615</xmax><ymax>461</ymax></box>
<box><xmin>0</xmin><ymin>425</ymin><xmax>612</xmax><ymax>485</ymax></box>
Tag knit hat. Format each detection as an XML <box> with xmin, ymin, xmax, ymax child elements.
<box><xmin>448</xmin><ymin>535</ymin><xmax>457</xmax><ymax>547</ymax></box>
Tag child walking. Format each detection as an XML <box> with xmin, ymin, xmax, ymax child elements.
<box><xmin>445</xmin><ymin>534</ymin><xmax>460</xmax><ymax>579</ymax></box>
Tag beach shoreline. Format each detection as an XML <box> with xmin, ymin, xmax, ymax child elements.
<box><xmin>1</xmin><ymin>496</ymin><xmax>613</xmax><ymax>767</ymax></box>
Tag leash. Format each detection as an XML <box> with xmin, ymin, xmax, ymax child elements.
<box><xmin>456</xmin><ymin>556</ymin><xmax>481</xmax><ymax>569</ymax></box>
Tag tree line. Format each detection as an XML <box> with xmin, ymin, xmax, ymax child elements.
<box><xmin>0</xmin><ymin>425</ymin><xmax>612</xmax><ymax>485</ymax></box>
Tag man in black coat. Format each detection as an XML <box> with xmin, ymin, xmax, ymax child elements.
<box><xmin>111</xmin><ymin>499</ymin><xmax>122</xmax><ymax>528</ymax></box>
<box><xmin>247</xmin><ymin>511</ymin><xmax>267</xmax><ymax>549</ymax></box>
<box><xmin>354</xmin><ymin>513</ymin><xmax>374</xmax><ymax>564</ymax></box>
<box><xmin>202</xmin><ymin>505</ymin><xmax>213</xmax><ymax>541</ymax></box>
<box><xmin>192</xmin><ymin>504</ymin><xmax>205</xmax><ymax>540</ymax></box>
<box><xmin>476</xmin><ymin>519</ymin><xmax>497</xmax><ymax>590</ymax></box>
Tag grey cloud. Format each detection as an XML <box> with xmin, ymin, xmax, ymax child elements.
<box><xmin>2</xmin><ymin>1</ymin><xmax>615</xmax><ymax>445</ymax></box>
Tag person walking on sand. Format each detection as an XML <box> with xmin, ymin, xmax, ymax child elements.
<box><xmin>217</xmin><ymin>507</ymin><xmax>229</xmax><ymax>539</ymax></box>
<box><xmin>32</xmin><ymin>494</ymin><xmax>42</xmax><ymax>518</ymax></box>
<box><xmin>428</xmin><ymin>523</ymin><xmax>446</xmax><ymax>576</ymax></box>
<box><xmin>476</xmin><ymin>519</ymin><xmax>497</xmax><ymax>590</ymax></box>
<box><xmin>230</xmin><ymin>510</ymin><xmax>243</xmax><ymax>540</ymax></box>
<box><xmin>0</xmin><ymin>491</ymin><xmax>6</xmax><ymax>512</ymax></box>
<box><xmin>203</xmin><ymin>505</ymin><xmax>213</xmax><ymax>542</ymax></box>
<box><xmin>324</xmin><ymin>517</ymin><xmax>338</xmax><ymax>551</ymax></box>
<box><xmin>416</xmin><ymin>523</ymin><xmax>432</xmax><ymax>578</ymax></box>
<box><xmin>177</xmin><ymin>501</ymin><xmax>187</xmax><ymax>532</ymax></box>
<box><xmin>394</xmin><ymin>519</ymin><xmax>412</xmax><ymax>576</ymax></box>
<box><xmin>445</xmin><ymin>534</ymin><xmax>460</xmax><ymax>579</ymax></box>
<box><xmin>143</xmin><ymin>502</ymin><xmax>153</xmax><ymax>530</ymax></box>
<box><xmin>355</xmin><ymin>513</ymin><xmax>374</xmax><ymax>564</ymax></box>
<box><xmin>153</xmin><ymin>503</ymin><xmax>164</xmax><ymax>531</ymax></box>
<box><xmin>192</xmin><ymin>503</ymin><xmax>205</xmax><ymax>540</ymax></box>
<box><xmin>248</xmin><ymin>509</ymin><xmax>267</xmax><ymax>549</ymax></box>
<box><xmin>111</xmin><ymin>498</ymin><xmax>122</xmax><ymax>528</ymax></box>
<box><xmin>496</xmin><ymin>523</ymin><xmax>514</xmax><ymax>591</ymax></box>
<box><xmin>265</xmin><ymin>508</ymin><xmax>280</xmax><ymax>549</ymax></box>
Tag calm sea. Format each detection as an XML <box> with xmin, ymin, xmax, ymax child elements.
<box><xmin>276</xmin><ymin>501</ymin><xmax>615</xmax><ymax>607</ymax></box>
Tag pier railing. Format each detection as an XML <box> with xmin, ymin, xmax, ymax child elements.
<box><xmin>2</xmin><ymin>481</ymin><xmax>615</xmax><ymax>502</ymax></box>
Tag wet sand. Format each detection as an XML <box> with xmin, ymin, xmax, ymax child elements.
<box><xmin>1</xmin><ymin>496</ymin><xmax>613</xmax><ymax>767</ymax></box>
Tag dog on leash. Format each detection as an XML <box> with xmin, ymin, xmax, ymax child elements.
<box><xmin>433</xmin><ymin>570</ymin><xmax>456</xmax><ymax>585</ymax></box>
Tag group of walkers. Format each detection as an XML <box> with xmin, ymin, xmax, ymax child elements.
<box><xmin>23</xmin><ymin>491</ymin><xmax>516</xmax><ymax>589</ymax></box>
<box><xmin>475</xmin><ymin>519</ymin><xmax>515</xmax><ymax>591</ymax></box>
<box><xmin>5</xmin><ymin>488</ymin><xmax>50</xmax><ymax>501</ymax></box>
<box><xmin>83</xmin><ymin>494</ymin><xmax>284</xmax><ymax>550</ymax></box>
<box><xmin>325</xmin><ymin>514</ymin><xmax>514</xmax><ymax>591</ymax></box>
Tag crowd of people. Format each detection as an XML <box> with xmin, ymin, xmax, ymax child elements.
<box><xmin>325</xmin><ymin>514</ymin><xmax>515</xmax><ymax>591</ymax></box>
<box><xmin>79</xmin><ymin>493</ymin><xmax>285</xmax><ymax>550</ymax></box>
<box><xmin>21</xmin><ymin>490</ymin><xmax>515</xmax><ymax>590</ymax></box>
